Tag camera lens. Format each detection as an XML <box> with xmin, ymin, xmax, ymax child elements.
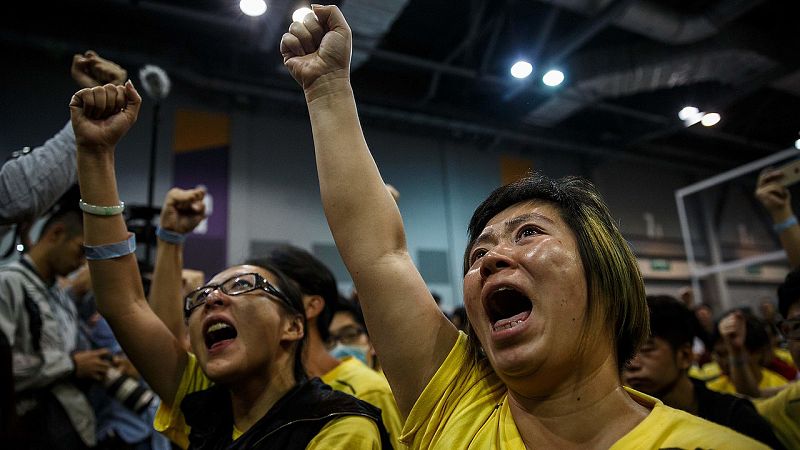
<box><xmin>104</xmin><ymin>367</ymin><xmax>155</xmax><ymax>413</ymax></box>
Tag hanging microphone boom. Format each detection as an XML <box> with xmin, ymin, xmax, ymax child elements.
<box><xmin>138</xmin><ymin>65</ymin><xmax>171</xmax><ymax>101</ymax></box>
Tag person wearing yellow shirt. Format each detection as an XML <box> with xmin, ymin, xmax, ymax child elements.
<box><xmin>752</xmin><ymin>267</ymin><xmax>800</xmax><ymax>449</ymax></box>
<box><xmin>70</xmin><ymin>84</ymin><xmax>390</xmax><ymax>449</ymax></box>
<box><xmin>712</xmin><ymin>310</ymin><xmax>789</xmax><ymax>397</ymax></box>
<box><xmin>623</xmin><ymin>296</ymin><xmax>784</xmax><ymax>448</ymax></box>
<box><xmin>247</xmin><ymin>247</ymin><xmax>404</xmax><ymax>449</ymax></box>
<box><xmin>281</xmin><ymin>6</ymin><xmax>767</xmax><ymax>448</ymax></box>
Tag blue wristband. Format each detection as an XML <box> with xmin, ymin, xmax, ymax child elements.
<box><xmin>156</xmin><ymin>226</ymin><xmax>187</xmax><ymax>245</ymax></box>
<box><xmin>774</xmin><ymin>216</ymin><xmax>798</xmax><ymax>234</ymax></box>
<box><xmin>83</xmin><ymin>233</ymin><xmax>136</xmax><ymax>260</ymax></box>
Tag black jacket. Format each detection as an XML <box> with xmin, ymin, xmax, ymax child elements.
<box><xmin>181</xmin><ymin>377</ymin><xmax>392</xmax><ymax>449</ymax></box>
<box><xmin>692</xmin><ymin>378</ymin><xmax>785</xmax><ymax>449</ymax></box>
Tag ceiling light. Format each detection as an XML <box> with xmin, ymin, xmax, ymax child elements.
<box><xmin>510</xmin><ymin>61</ymin><xmax>533</xmax><ymax>79</ymax></box>
<box><xmin>678</xmin><ymin>106</ymin><xmax>699</xmax><ymax>121</ymax></box>
<box><xmin>542</xmin><ymin>69</ymin><xmax>564</xmax><ymax>87</ymax></box>
<box><xmin>292</xmin><ymin>7</ymin><xmax>313</xmax><ymax>22</ymax></box>
<box><xmin>15</xmin><ymin>244</ymin><xmax>23</xmax><ymax>252</ymax></box>
<box><xmin>240</xmin><ymin>0</ymin><xmax>267</xmax><ymax>16</ymax></box>
<box><xmin>794</xmin><ymin>138</ymin><xmax>800</xmax><ymax>150</ymax></box>
<box><xmin>701</xmin><ymin>112</ymin><xmax>721</xmax><ymax>127</ymax></box>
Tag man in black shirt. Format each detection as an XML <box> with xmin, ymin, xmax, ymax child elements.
<box><xmin>624</xmin><ymin>295</ymin><xmax>784</xmax><ymax>449</ymax></box>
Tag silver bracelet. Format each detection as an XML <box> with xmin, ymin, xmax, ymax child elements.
<box><xmin>79</xmin><ymin>199</ymin><xmax>125</xmax><ymax>216</ymax></box>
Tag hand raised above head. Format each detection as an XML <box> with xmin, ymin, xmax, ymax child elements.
<box><xmin>69</xmin><ymin>80</ymin><xmax>142</xmax><ymax>151</ymax></box>
<box><xmin>71</xmin><ymin>50</ymin><xmax>127</xmax><ymax>88</ymax></box>
<box><xmin>160</xmin><ymin>187</ymin><xmax>206</xmax><ymax>234</ymax></box>
<box><xmin>755</xmin><ymin>168</ymin><xmax>792</xmax><ymax>217</ymax></box>
<box><xmin>719</xmin><ymin>310</ymin><xmax>746</xmax><ymax>352</ymax></box>
<box><xmin>281</xmin><ymin>4</ymin><xmax>352</xmax><ymax>91</ymax></box>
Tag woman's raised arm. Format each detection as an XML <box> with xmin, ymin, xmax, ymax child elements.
<box><xmin>281</xmin><ymin>5</ymin><xmax>458</xmax><ymax>416</ymax></box>
<box><xmin>70</xmin><ymin>82</ymin><xmax>187</xmax><ymax>405</ymax></box>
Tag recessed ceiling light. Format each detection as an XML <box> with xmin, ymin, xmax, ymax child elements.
<box><xmin>542</xmin><ymin>69</ymin><xmax>564</xmax><ymax>87</ymax></box>
<box><xmin>678</xmin><ymin>106</ymin><xmax>699</xmax><ymax>121</ymax></box>
<box><xmin>701</xmin><ymin>112</ymin><xmax>721</xmax><ymax>127</ymax></box>
<box><xmin>293</xmin><ymin>7</ymin><xmax>313</xmax><ymax>22</ymax></box>
<box><xmin>240</xmin><ymin>0</ymin><xmax>267</xmax><ymax>17</ymax></box>
<box><xmin>510</xmin><ymin>61</ymin><xmax>533</xmax><ymax>79</ymax></box>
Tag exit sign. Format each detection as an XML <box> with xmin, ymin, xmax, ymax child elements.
<box><xmin>650</xmin><ymin>259</ymin><xmax>671</xmax><ymax>271</ymax></box>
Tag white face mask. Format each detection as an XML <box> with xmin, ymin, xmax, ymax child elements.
<box><xmin>330</xmin><ymin>343</ymin><xmax>370</xmax><ymax>365</ymax></box>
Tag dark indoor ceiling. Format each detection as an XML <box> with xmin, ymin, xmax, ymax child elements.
<box><xmin>3</xmin><ymin>0</ymin><xmax>800</xmax><ymax>171</ymax></box>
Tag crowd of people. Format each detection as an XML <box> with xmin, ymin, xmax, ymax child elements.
<box><xmin>2</xmin><ymin>5</ymin><xmax>799</xmax><ymax>449</ymax></box>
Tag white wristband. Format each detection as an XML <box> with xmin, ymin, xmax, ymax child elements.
<box><xmin>79</xmin><ymin>199</ymin><xmax>125</xmax><ymax>216</ymax></box>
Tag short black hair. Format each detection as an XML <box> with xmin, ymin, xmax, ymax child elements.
<box><xmin>336</xmin><ymin>295</ymin><xmax>367</xmax><ymax>335</ymax></box>
<box><xmin>39</xmin><ymin>208</ymin><xmax>83</xmax><ymax>242</ymax></box>
<box><xmin>646</xmin><ymin>295</ymin><xmax>696</xmax><ymax>350</ymax></box>
<box><xmin>778</xmin><ymin>268</ymin><xmax>800</xmax><ymax>319</ymax></box>
<box><xmin>247</xmin><ymin>246</ymin><xmax>338</xmax><ymax>342</ymax></box>
<box><xmin>711</xmin><ymin>309</ymin><xmax>770</xmax><ymax>353</ymax></box>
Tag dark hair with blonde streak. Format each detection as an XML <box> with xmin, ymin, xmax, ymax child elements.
<box><xmin>463</xmin><ymin>172</ymin><xmax>648</xmax><ymax>371</ymax></box>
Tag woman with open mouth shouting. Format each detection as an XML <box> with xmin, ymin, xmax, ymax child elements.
<box><xmin>69</xmin><ymin>82</ymin><xmax>391</xmax><ymax>448</ymax></box>
<box><xmin>282</xmin><ymin>5</ymin><xmax>767</xmax><ymax>449</ymax></box>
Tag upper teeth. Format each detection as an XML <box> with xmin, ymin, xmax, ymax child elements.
<box><xmin>208</xmin><ymin>322</ymin><xmax>231</xmax><ymax>333</ymax></box>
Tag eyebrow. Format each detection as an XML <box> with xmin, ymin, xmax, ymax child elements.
<box><xmin>472</xmin><ymin>212</ymin><xmax>556</xmax><ymax>248</ymax></box>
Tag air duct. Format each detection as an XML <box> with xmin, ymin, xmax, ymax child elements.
<box><xmin>538</xmin><ymin>0</ymin><xmax>765</xmax><ymax>45</ymax></box>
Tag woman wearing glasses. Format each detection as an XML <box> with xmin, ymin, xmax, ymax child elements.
<box><xmin>69</xmin><ymin>82</ymin><xmax>391</xmax><ymax>449</ymax></box>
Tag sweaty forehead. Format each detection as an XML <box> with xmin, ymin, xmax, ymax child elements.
<box><xmin>209</xmin><ymin>264</ymin><xmax>274</xmax><ymax>284</ymax></box>
<box><xmin>480</xmin><ymin>201</ymin><xmax>562</xmax><ymax>235</ymax></box>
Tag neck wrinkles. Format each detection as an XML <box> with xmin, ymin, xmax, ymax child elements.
<box><xmin>506</xmin><ymin>353</ymin><xmax>648</xmax><ymax>447</ymax></box>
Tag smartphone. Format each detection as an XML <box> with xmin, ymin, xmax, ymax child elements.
<box><xmin>778</xmin><ymin>158</ymin><xmax>800</xmax><ymax>187</ymax></box>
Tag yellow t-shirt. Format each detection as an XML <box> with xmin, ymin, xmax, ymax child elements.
<box><xmin>154</xmin><ymin>353</ymin><xmax>381</xmax><ymax>449</ymax></box>
<box><xmin>321</xmin><ymin>356</ymin><xmax>404</xmax><ymax>449</ymax></box>
<box><xmin>689</xmin><ymin>361</ymin><xmax>721</xmax><ymax>381</ymax></box>
<box><xmin>754</xmin><ymin>381</ymin><xmax>800</xmax><ymax>449</ymax></box>
<box><xmin>706</xmin><ymin>368</ymin><xmax>789</xmax><ymax>395</ymax></box>
<box><xmin>400</xmin><ymin>332</ymin><xmax>766</xmax><ymax>449</ymax></box>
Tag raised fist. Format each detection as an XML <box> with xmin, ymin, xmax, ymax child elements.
<box><xmin>280</xmin><ymin>5</ymin><xmax>352</xmax><ymax>91</ymax></box>
<box><xmin>719</xmin><ymin>311</ymin><xmax>746</xmax><ymax>352</ymax></box>
<box><xmin>755</xmin><ymin>168</ymin><xmax>792</xmax><ymax>219</ymax></box>
<box><xmin>71</xmin><ymin>50</ymin><xmax>127</xmax><ymax>88</ymax></box>
<box><xmin>160</xmin><ymin>187</ymin><xmax>206</xmax><ymax>234</ymax></box>
<box><xmin>69</xmin><ymin>81</ymin><xmax>141</xmax><ymax>151</ymax></box>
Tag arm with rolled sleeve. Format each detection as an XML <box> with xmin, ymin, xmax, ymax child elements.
<box><xmin>0</xmin><ymin>50</ymin><xmax>127</xmax><ymax>234</ymax></box>
<box><xmin>0</xmin><ymin>122</ymin><xmax>77</xmax><ymax>227</ymax></box>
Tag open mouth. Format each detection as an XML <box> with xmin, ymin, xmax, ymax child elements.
<box><xmin>204</xmin><ymin>319</ymin><xmax>238</xmax><ymax>350</ymax></box>
<box><xmin>485</xmin><ymin>286</ymin><xmax>533</xmax><ymax>332</ymax></box>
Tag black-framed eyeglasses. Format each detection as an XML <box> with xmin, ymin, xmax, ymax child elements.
<box><xmin>779</xmin><ymin>318</ymin><xmax>800</xmax><ymax>341</ymax></box>
<box><xmin>184</xmin><ymin>272</ymin><xmax>292</xmax><ymax>318</ymax></box>
<box><xmin>328</xmin><ymin>325</ymin><xmax>366</xmax><ymax>346</ymax></box>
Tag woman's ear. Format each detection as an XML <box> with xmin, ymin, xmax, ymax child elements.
<box><xmin>283</xmin><ymin>314</ymin><xmax>305</xmax><ymax>342</ymax></box>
